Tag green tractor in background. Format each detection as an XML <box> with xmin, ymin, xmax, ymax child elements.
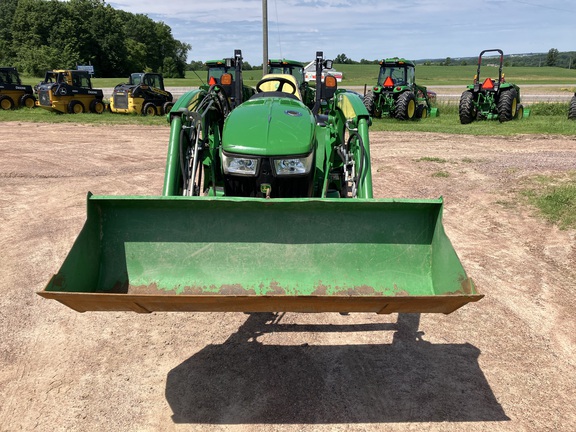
<box><xmin>39</xmin><ymin>51</ymin><xmax>482</xmax><ymax>316</ymax></box>
<box><xmin>569</xmin><ymin>93</ymin><xmax>576</xmax><ymax>120</ymax></box>
<box><xmin>363</xmin><ymin>57</ymin><xmax>438</xmax><ymax>120</ymax></box>
<box><xmin>459</xmin><ymin>49</ymin><xmax>527</xmax><ymax>124</ymax></box>
<box><xmin>0</xmin><ymin>67</ymin><xmax>36</xmax><ymax>109</ymax></box>
<box><xmin>268</xmin><ymin>58</ymin><xmax>315</xmax><ymax>108</ymax></box>
<box><xmin>202</xmin><ymin>49</ymin><xmax>255</xmax><ymax>112</ymax></box>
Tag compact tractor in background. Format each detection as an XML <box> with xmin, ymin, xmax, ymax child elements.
<box><xmin>0</xmin><ymin>67</ymin><xmax>36</xmax><ymax>109</ymax></box>
<box><xmin>363</xmin><ymin>57</ymin><xmax>438</xmax><ymax>120</ymax></box>
<box><xmin>202</xmin><ymin>50</ymin><xmax>255</xmax><ymax>111</ymax></box>
<box><xmin>268</xmin><ymin>58</ymin><xmax>315</xmax><ymax>108</ymax></box>
<box><xmin>35</xmin><ymin>70</ymin><xmax>105</xmax><ymax>114</ymax></box>
<box><xmin>569</xmin><ymin>93</ymin><xmax>576</xmax><ymax>120</ymax></box>
<box><xmin>109</xmin><ymin>72</ymin><xmax>173</xmax><ymax>116</ymax></box>
<box><xmin>459</xmin><ymin>49</ymin><xmax>527</xmax><ymax>124</ymax></box>
<box><xmin>39</xmin><ymin>51</ymin><xmax>482</xmax><ymax>316</ymax></box>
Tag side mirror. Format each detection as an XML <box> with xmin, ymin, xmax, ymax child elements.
<box><xmin>324</xmin><ymin>59</ymin><xmax>333</xmax><ymax>69</ymax></box>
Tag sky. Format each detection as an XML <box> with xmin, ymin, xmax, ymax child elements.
<box><xmin>108</xmin><ymin>0</ymin><xmax>576</xmax><ymax>66</ymax></box>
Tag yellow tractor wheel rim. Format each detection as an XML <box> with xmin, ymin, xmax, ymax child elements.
<box><xmin>408</xmin><ymin>100</ymin><xmax>415</xmax><ymax>118</ymax></box>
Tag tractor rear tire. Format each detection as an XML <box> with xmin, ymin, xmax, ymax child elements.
<box><xmin>459</xmin><ymin>91</ymin><xmax>476</xmax><ymax>124</ymax></box>
<box><xmin>498</xmin><ymin>89</ymin><xmax>518</xmax><ymax>122</ymax></box>
<box><xmin>363</xmin><ymin>91</ymin><xmax>376</xmax><ymax>116</ymax></box>
<box><xmin>569</xmin><ymin>95</ymin><xmax>576</xmax><ymax>120</ymax></box>
<box><xmin>20</xmin><ymin>94</ymin><xmax>36</xmax><ymax>109</ymax></box>
<box><xmin>142</xmin><ymin>102</ymin><xmax>157</xmax><ymax>116</ymax></box>
<box><xmin>68</xmin><ymin>100</ymin><xmax>84</xmax><ymax>114</ymax></box>
<box><xmin>0</xmin><ymin>95</ymin><xmax>15</xmax><ymax>110</ymax></box>
<box><xmin>394</xmin><ymin>91</ymin><xmax>416</xmax><ymax>120</ymax></box>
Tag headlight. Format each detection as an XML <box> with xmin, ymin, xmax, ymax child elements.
<box><xmin>273</xmin><ymin>153</ymin><xmax>314</xmax><ymax>176</ymax></box>
<box><xmin>222</xmin><ymin>154</ymin><xmax>259</xmax><ymax>176</ymax></box>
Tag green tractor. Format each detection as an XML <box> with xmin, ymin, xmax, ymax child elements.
<box><xmin>39</xmin><ymin>51</ymin><xmax>482</xmax><ymax>316</ymax></box>
<box><xmin>363</xmin><ymin>57</ymin><xmax>438</xmax><ymax>120</ymax></box>
<box><xmin>569</xmin><ymin>93</ymin><xmax>576</xmax><ymax>120</ymax></box>
<box><xmin>203</xmin><ymin>49</ymin><xmax>255</xmax><ymax>111</ymax></box>
<box><xmin>109</xmin><ymin>72</ymin><xmax>173</xmax><ymax>116</ymax></box>
<box><xmin>268</xmin><ymin>58</ymin><xmax>315</xmax><ymax>108</ymax></box>
<box><xmin>459</xmin><ymin>49</ymin><xmax>527</xmax><ymax>124</ymax></box>
<box><xmin>0</xmin><ymin>67</ymin><xmax>36</xmax><ymax>109</ymax></box>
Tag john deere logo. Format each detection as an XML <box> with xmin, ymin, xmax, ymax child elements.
<box><xmin>284</xmin><ymin>110</ymin><xmax>302</xmax><ymax>117</ymax></box>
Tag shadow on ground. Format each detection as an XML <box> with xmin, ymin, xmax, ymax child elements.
<box><xmin>166</xmin><ymin>313</ymin><xmax>508</xmax><ymax>424</ymax></box>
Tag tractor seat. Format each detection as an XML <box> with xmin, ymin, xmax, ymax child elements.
<box><xmin>255</xmin><ymin>74</ymin><xmax>302</xmax><ymax>101</ymax></box>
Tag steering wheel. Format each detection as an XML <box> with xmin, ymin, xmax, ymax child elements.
<box><xmin>256</xmin><ymin>76</ymin><xmax>298</xmax><ymax>95</ymax></box>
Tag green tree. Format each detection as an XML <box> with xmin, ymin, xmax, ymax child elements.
<box><xmin>546</xmin><ymin>48</ymin><xmax>559</xmax><ymax>66</ymax></box>
<box><xmin>0</xmin><ymin>0</ymin><xmax>19</xmax><ymax>65</ymax></box>
<box><xmin>334</xmin><ymin>53</ymin><xmax>351</xmax><ymax>64</ymax></box>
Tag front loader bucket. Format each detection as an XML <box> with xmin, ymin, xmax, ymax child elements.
<box><xmin>39</xmin><ymin>195</ymin><xmax>482</xmax><ymax>314</ymax></box>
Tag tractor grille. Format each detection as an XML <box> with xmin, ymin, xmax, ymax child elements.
<box><xmin>38</xmin><ymin>90</ymin><xmax>51</xmax><ymax>106</ymax></box>
<box><xmin>113</xmin><ymin>93</ymin><xmax>129</xmax><ymax>109</ymax></box>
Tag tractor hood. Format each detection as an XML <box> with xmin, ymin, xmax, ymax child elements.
<box><xmin>222</xmin><ymin>97</ymin><xmax>315</xmax><ymax>156</ymax></box>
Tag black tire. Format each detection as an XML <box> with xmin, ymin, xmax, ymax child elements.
<box><xmin>68</xmin><ymin>100</ymin><xmax>84</xmax><ymax>114</ymax></box>
<box><xmin>569</xmin><ymin>95</ymin><xmax>576</xmax><ymax>120</ymax></box>
<box><xmin>415</xmin><ymin>104</ymin><xmax>428</xmax><ymax>119</ymax></box>
<box><xmin>142</xmin><ymin>102</ymin><xmax>157</xmax><ymax>116</ymax></box>
<box><xmin>19</xmin><ymin>94</ymin><xmax>36</xmax><ymax>109</ymax></box>
<box><xmin>0</xmin><ymin>95</ymin><xmax>15</xmax><ymax>110</ymax></box>
<box><xmin>363</xmin><ymin>91</ymin><xmax>376</xmax><ymax>116</ymax></box>
<box><xmin>516</xmin><ymin>104</ymin><xmax>524</xmax><ymax>120</ymax></box>
<box><xmin>163</xmin><ymin>101</ymin><xmax>174</xmax><ymax>115</ymax></box>
<box><xmin>459</xmin><ymin>91</ymin><xmax>476</xmax><ymax>124</ymax></box>
<box><xmin>394</xmin><ymin>91</ymin><xmax>416</xmax><ymax>120</ymax></box>
<box><xmin>498</xmin><ymin>88</ymin><xmax>518</xmax><ymax>122</ymax></box>
<box><xmin>89</xmin><ymin>99</ymin><xmax>105</xmax><ymax>114</ymax></box>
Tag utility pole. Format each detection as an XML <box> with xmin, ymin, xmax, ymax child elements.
<box><xmin>262</xmin><ymin>0</ymin><xmax>268</xmax><ymax>76</ymax></box>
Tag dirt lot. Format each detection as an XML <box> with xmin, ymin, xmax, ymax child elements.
<box><xmin>1</xmin><ymin>122</ymin><xmax>575</xmax><ymax>431</ymax></box>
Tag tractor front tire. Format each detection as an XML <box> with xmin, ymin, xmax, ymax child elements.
<box><xmin>459</xmin><ymin>91</ymin><xmax>476</xmax><ymax>124</ymax></box>
<box><xmin>363</xmin><ymin>91</ymin><xmax>376</xmax><ymax>117</ymax></box>
<box><xmin>416</xmin><ymin>104</ymin><xmax>428</xmax><ymax>119</ymax></box>
<box><xmin>498</xmin><ymin>89</ymin><xmax>518</xmax><ymax>122</ymax></box>
<box><xmin>68</xmin><ymin>100</ymin><xmax>84</xmax><ymax>114</ymax></box>
<box><xmin>143</xmin><ymin>103</ymin><xmax>157</xmax><ymax>116</ymax></box>
<box><xmin>569</xmin><ymin>95</ymin><xmax>576</xmax><ymax>120</ymax></box>
<box><xmin>394</xmin><ymin>91</ymin><xmax>416</xmax><ymax>120</ymax></box>
<box><xmin>0</xmin><ymin>95</ymin><xmax>15</xmax><ymax>110</ymax></box>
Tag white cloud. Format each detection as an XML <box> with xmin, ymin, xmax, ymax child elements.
<box><xmin>108</xmin><ymin>0</ymin><xmax>576</xmax><ymax>65</ymax></box>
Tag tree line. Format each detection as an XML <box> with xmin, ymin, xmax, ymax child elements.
<box><xmin>0</xmin><ymin>0</ymin><xmax>190</xmax><ymax>78</ymax></box>
<box><xmin>331</xmin><ymin>49</ymin><xmax>576</xmax><ymax>69</ymax></box>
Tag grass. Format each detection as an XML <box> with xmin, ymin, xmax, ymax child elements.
<box><xmin>521</xmin><ymin>173</ymin><xmax>576</xmax><ymax>229</ymax></box>
<box><xmin>431</xmin><ymin>171</ymin><xmax>450</xmax><ymax>178</ymax></box>
<box><xmin>16</xmin><ymin>64</ymin><xmax>576</xmax><ymax>88</ymax></box>
<box><xmin>369</xmin><ymin>102</ymin><xmax>576</xmax><ymax>135</ymax></box>
<box><xmin>0</xmin><ymin>106</ymin><xmax>169</xmax><ymax>126</ymax></box>
<box><xmin>2</xmin><ymin>101</ymin><xmax>575</xmax><ymax>132</ymax></box>
<box><xmin>417</xmin><ymin>156</ymin><xmax>448</xmax><ymax>163</ymax></box>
